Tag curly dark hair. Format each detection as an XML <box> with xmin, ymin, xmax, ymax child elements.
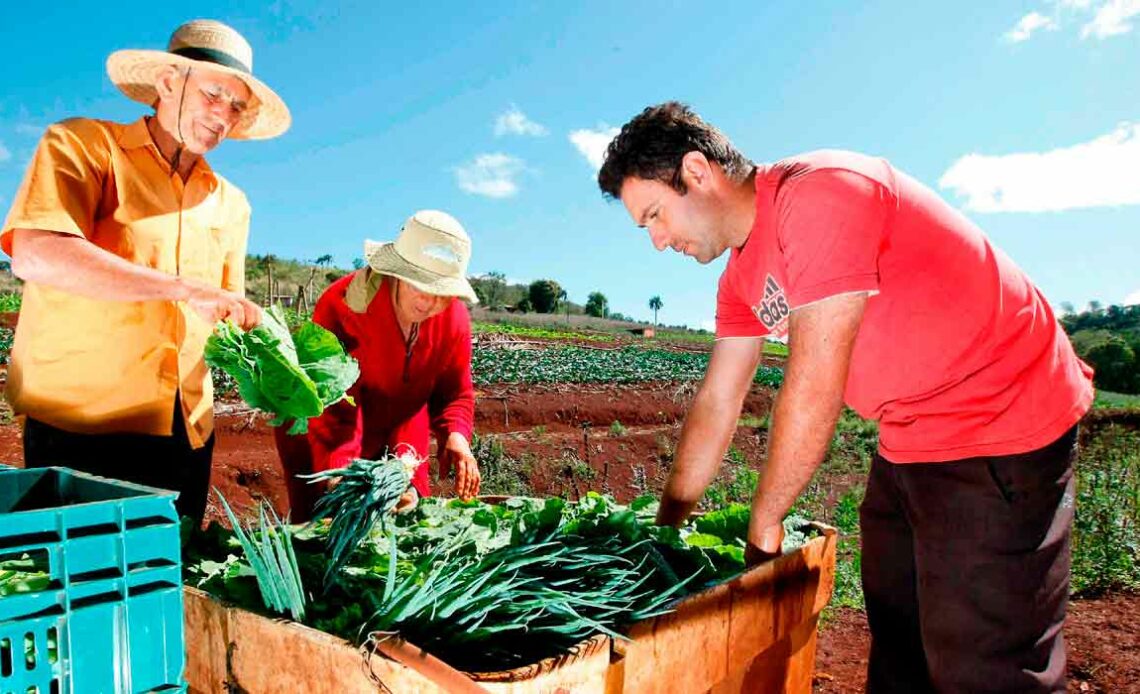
<box><xmin>597</xmin><ymin>101</ymin><xmax>754</xmax><ymax>199</ymax></box>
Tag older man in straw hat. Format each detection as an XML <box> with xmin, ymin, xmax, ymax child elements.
<box><xmin>274</xmin><ymin>210</ymin><xmax>482</xmax><ymax>519</ymax></box>
<box><xmin>1</xmin><ymin>19</ymin><xmax>289</xmax><ymax>523</ymax></box>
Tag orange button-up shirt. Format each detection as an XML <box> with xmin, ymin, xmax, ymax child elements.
<box><xmin>0</xmin><ymin>117</ymin><xmax>251</xmax><ymax>447</ymax></box>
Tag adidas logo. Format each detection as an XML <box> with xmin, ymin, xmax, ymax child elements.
<box><xmin>752</xmin><ymin>275</ymin><xmax>790</xmax><ymax>333</ymax></box>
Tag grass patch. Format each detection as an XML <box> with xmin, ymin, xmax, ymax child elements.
<box><xmin>609</xmin><ymin>420</ymin><xmax>627</xmax><ymax>437</ymax></box>
<box><xmin>469</xmin><ymin>433</ymin><xmax>533</xmax><ymax>498</ymax></box>
<box><xmin>828</xmin><ymin>410</ymin><xmax>878</xmax><ymax>473</ymax></box>
<box><xmin>763</xmin><ymin>340</ymin><xmax>789</xmax><ymax>357</ymax></box>
<box><xmin>0</xmin><ymin>293</ymin><xmax>20</xmax><ymax>313</ymax></box>
<box><xmin>1071</xmin><ymin>425</ymin><xmax>1140</xmax><ymax>595</ymax></box>
<box><xmin>737</xmin><ymin>414</ymin><xmax>770</xmax><ymax>429</ymax></box>
<box><xmin>826</xmin><ymin>486</ymin><xmax>865</xmax><ymax>614</ymax></box>
<box><xmin>1094</xmin><ymin>389</ymin><xmax>1140</xmax><ymax>409</ymax></box>
<box><xmin>473</xmin><ymin>322</ymin><xmax>613</xmax><ymax>343</ymax></box>
<box><xmin>704</xmin><ymin>446</ymin><xmax>759</xmax><ymax>509</ymax></box>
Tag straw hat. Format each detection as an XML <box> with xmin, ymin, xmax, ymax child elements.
<box><xmin>106</xmin><ymin>19</ymin><xmax>290</xmax><ymax>140</ymax></box>
<box><xmin>364</xmin><ymin>211</ymin><xmax>479</xmax><ymax>304</ymax></box>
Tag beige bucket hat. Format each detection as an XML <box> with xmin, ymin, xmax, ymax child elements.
<box><xmin>364</xmin><ymin>210</ymin><xmax>479</xmax><ymax>304</ymax></box>
<box><xmin>106</xmin><ymin>19</ymin><xmax>290</xmax><ymax>140</ymax></box>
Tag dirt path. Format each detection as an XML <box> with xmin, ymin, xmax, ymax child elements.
<box><xmin>815</xmin><ymin>596</ymin><xmax>1140</xmax><ymax>693</ymax></box>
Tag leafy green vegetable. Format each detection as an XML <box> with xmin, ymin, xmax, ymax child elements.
<box><xmin>0</xmin><ymin>554</ymin><xmax>51</xmax><ymax>596</ymax></box>
<box><xmin>204</xmin><ymin>305</ymin><xmax>359</xmax><ymax>434</ymax></box>
<box><xmin>187</xmin><ymin>492</ymin><xmax>821</xmax><ymax>673</ymax></box>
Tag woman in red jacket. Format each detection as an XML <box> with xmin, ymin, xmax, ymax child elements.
<box><xmin>275</xmin><ymin>210</ymin><xmax>482</xmax><ymax>519</ymax></box>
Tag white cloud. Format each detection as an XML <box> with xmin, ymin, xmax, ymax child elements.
<box><xmin>1005</xmin><ymin>11</ymin><xmax>1057</xmax><ymax>42</ymax></box>
<box><xmin>454</xmin><ymin>153</ymin><xmax>526</xmax><ymax>199</ymax></box>
<box><xmin>1124</xmin><ymin>288</ymin><xmax>1140</xmax><ymax>306</ymax></box>
<box><xmin>0</xmin><ymin>141</ymin><xmax>11</xmax><ymax>164</ymax></box>
<box><xmin>569</xmin><ymin>125</ymin><xmax>620</xmax><ymax>171</ymax></box>
<box><xmin>938</xmin><ymin>122</ymin><xmax>1140</xmax><ymax>213</ymax></box>
<box><xmin>494</xmin><ymin>105</ymin><xmax>547</xmax><ymax>138</ymax></box>
<box><xmin>1081</xmin><ymin>0</ymin><xmax>1140</xmax><ymax>38</ymax></box>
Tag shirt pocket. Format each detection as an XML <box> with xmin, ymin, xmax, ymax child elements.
<box><xmin>194</xmin><ymin>225</ymin><xmax>229</xmax><ymax>287</ymax></box>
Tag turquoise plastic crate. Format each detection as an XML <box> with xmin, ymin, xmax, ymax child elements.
<box><xmin>0</xmin><ymin>467</ymin><xmax>185</xmax><ymax>693</ymax></box>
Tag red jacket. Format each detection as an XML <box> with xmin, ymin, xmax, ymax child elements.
<box><xmin>275</xmin><ymin>271</ymin><xmax>475</xmax><ymax>499</ymax></box>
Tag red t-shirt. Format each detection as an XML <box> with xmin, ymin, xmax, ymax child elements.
<box><xmin>717</xmin><ymin>150</ymin><xmax>1093</xmax><ymax>462</ymax></box>
<box><xmin>276</xmin><ymin>271</ymin><xmax>475</xmax><ymax>495</ymax></box>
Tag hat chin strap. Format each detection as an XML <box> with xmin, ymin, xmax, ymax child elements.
<box><xmin>170</xmin><ymin>67</ymin><xmax>191</xmax><ymax>172</ymax></box>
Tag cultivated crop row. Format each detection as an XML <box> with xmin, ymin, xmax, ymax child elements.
<box><xmin>472</xmin><ymin>345</ymin><xmax>784</xmax><ymax>386</ymax></box>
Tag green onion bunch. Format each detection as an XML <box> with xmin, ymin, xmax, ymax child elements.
<box><xmin>365</xmin><ymin>534</ymin><xmax>687</xmax><ymax>670</ymax></box>
<box><xmin>302</xmin><ymin>454</ymin><xmax>416</xmax><ymax>583</ymax></box>
<box><xmin>217</xmin><ymin>491</ymin><xmax>307</xmax><ymax>621</ymax></box>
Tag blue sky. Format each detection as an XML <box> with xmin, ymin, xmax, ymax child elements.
<box><xmin>1</xmin><ymin>1</ymin><xmax>1137</xmax><ymax>329</ymax></box>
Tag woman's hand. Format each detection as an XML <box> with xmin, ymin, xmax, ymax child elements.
<box><xmin>440</xmin><ymin>432</ymin><xmax>481</xmax><ymax>500</ymax></box>
<box><xmin>394</xmin><ymin>486</ymin><xmax>419</xmax><ymax>513</ymax></box>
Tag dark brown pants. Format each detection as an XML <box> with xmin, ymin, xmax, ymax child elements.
<box><xmin>23</xmin><ymin>398</ymin><xmax>215</xmax><ymax>524</ymax></box>
<box><xmin>861</xmin><ymin>426</ymin><xmax>1078</xmax><ymax>693</ymax></box>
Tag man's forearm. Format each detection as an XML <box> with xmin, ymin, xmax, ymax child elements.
<box><xmin>747</xmin><ymin>294</ymin><xmax>866</xmax><ymax>542</ymax></box>
<box><xmin>12</xmin><ymin>229</ymin><xmax>191</xmax><ymax>302</ymax></box>
<box><xmin>747</xmin><ymin>381</ymin><xmax>843</xmax><ymax>537</ymax></box>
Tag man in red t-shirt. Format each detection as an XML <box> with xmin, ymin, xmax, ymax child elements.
<box><xmin>597</xmin><ymin>102</ymin><xmax>1092</xmax><ymax>693</ymax></box>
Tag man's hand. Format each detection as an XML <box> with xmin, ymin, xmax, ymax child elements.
<box><xmin>394</xmin><ymin>486</ymin><xmax>419</xmax><ymax>513</ymax></box>
<box><xmin>440</xmin><ymin>432</ymin><xmax>481</xmax><ymax>500</ymax></box>
<box><xmin>744</xmin><ymin>521</ymin><xmax>785</xmax><ymax>566</ymax></box>
<box><xmin>184</xmin><ymin>280</ymin><xmax>262</xmax><ymax>330</ymax></box>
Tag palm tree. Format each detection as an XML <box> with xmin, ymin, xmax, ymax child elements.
<box><xmin>649</xmin><ymin>295</ymin><xmax>663</xmax><ymax>328</ymax></box>
<box><xmin>559</xmin><ymin>288</ymin><xmax>570</xmax><ymax>324</ymax></box>
<box><xmin>307</xmin><ymin>254</ymin><xmax>334</xmax><ymax>304</ymax></box>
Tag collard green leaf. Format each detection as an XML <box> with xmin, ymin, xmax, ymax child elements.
<box><xmin>205</xmin><ymin>304</ymin><xmax>359</xmax><ymax>434</ymax></box>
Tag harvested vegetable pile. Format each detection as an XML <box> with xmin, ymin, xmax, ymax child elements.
<box><xmin>184</xmin><ymin>490</ymin><xmax>817</xmax><ymax>672</ymax></box>
<box><xmin>204</xmin><ymin>305</ymin><xmax>359</xmax><ymax>434</ymax></box>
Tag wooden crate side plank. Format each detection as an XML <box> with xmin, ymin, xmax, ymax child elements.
<box><xmin>621</xmin><ymin>585</ymin><xmax>733</xmax><ymax>693</ymax></box>
<box><xmin>183</xmin><ymin>587</ymin><xmax>231</xmax><ymax>693</ymax></box>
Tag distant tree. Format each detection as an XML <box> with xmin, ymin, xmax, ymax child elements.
<box><xmin>1088</xmin><ymin>300</ymin><xmax>1103</xmax><ymax>314</ymax></box>
<box><xmin>314</xmin><ymin>254</ymin><xmax>334</xmax><ymax>267</ymax></box>
<box><xmin>529</xmin><ymin>279</ymin><xmax>561</xmax><ymax>313</ymax></box>
<box><xmin>352</xmin><ymin>258</ymin><xmax>366</xmax><ymax>271</ymax></box>
<box><xmin>483</xmin><ymin>271</ymin><xmax>507</xmax><ymax>309</ymax></box>
<box><xmin>649</xmin><ymin>295</ymin><xmax>663</xmax><ymax>327</ymax></box>
<box><xmin>1060</xmin><ymin>301</ymin><xmax>1075</xmax><ymax>315</ymax></box>
<box><xmin>1084</xmin><ymin>335</ymin><xmax>1138</xmax><ymax>394</ymax></box>
<box><xmin>515</xmin><ymin>297</ymin><xmax>533</xmax><ymax>313</ymax></box>
<box><xmin>610</xmin><ymin>312</ymin><xmax>627</xmax><ymax>322</ymax></box>
<box><xmin>585</xmin><ymin>292</ymin><xmax>609</xmax><ymax>318</ymax></box>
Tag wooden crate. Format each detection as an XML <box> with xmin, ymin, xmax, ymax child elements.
<box><xmin>184</xmin><ymin>585</ymin><xmax>612</xmax><ymax>693</ymax></box>
<box><xmin>616</xmin><ymin>525</ymin><xmax>838</xmax><ymax>694</ymax></box>
<box><xmin>184</xmin><ymin>526</ymin><xmax>836</xmax><ymax>693</ymax></box>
